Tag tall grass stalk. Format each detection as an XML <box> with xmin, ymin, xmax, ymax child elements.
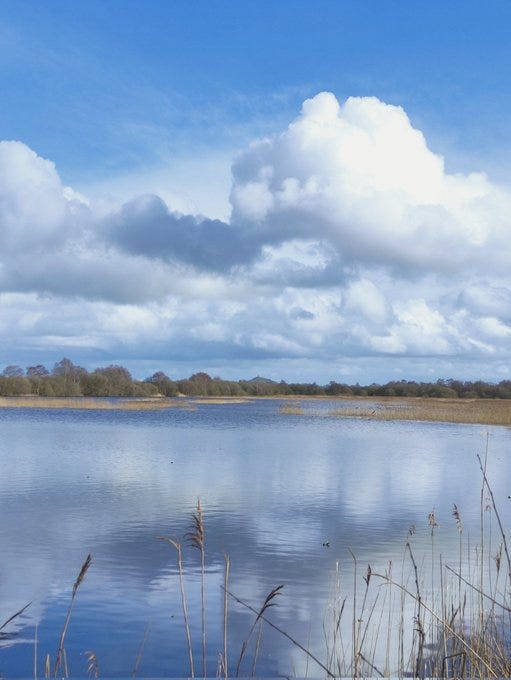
<box><xmin>187</xmin><ymin>498</ymin><xmax>206</xmax><ymax>677</ymax></box>
<box><xmin>34</xmin><ymin>623</ymin><xmax>38</xmax><ymax>680</ymax></box>
<box><xmin>0</xmin><ymin>600</ymin><xmax>32</xmax><ymax>633</ymax></box>
<box><xmin>234</xmin><ymin>584</ymin><xmax>283</xmax><ymax>676</ymax></box>
<box><xmin>53</xmin><ymin>553</ymin><xmax>92</xmax><ymax>678</ymax></box>
<box><xmin>131</xmin><ymin>624</ymin><xmax>150</xmax><ymax>678</ymax></box>
<box><xmin>226</xmin><ymin>586</ymin><xmax>334</xmax><ymax>677</ymax></box>
<box><xmin>223</xmin><ymin>554</ymin><xmax>230</xmax><ymax>679</ymax></box>
<box><xmin>159</xmin><ymin>537</ymin><xmax>195</xmax><ymax>678</ymax></box>
<box><xmin>371</xmin><ymin>571</ymin><xmax>499</xmax><ymax>677</ymax></box>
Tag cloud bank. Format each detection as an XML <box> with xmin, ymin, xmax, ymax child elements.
<box><xmin>1</xmin><ymin>93</ymin><xmax>510</xmax><ymax>381</ymax></box>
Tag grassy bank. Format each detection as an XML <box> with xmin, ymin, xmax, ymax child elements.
<box><xmin>0</xmin><ymin>396</ymin><xmax>187</xmax><ymax>410</ymax></box>
<box><xmin>280</xmin><ymin>396</ymin><xmax>511</xmax><ymax>426</ymax></box>
<box><xmin>0</xmin><ymin>395</ymin><xmax>256</xmax><ymax>410</ymax></box>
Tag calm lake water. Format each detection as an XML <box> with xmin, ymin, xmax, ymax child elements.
<box><xmin>0</xmin><ymin>399</ymin><xmax>510</xmax><ymax>677</ymax></box>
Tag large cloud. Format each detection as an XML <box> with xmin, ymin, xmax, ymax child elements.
<box><xmin>0</xmin><ymin>141</ymin><xmax>88</xmax><ymax>252</ymax></box>
<box><xmin>1</xmin><ymin>94</ymin><xmax>511</xmax><ymax>379</ymax></box>
<box><xmin>105</xmin><ymin>194</ymin><xmax>255</xmax><ymax>271</ymax></box>
<box><xmin>231</xmin><ymin>92</ymin><xmax>511</xmax><ymax>275</ymax></box>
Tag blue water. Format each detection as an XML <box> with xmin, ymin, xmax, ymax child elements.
<box><xmin>0</xmin><ymin>399</ymin><xmax>509</xmax><ymax>677</ymax></box>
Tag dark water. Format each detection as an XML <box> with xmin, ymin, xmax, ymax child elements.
<box><xmin>0</xmin><ymin>400</ymin><xmax>509</xmax><ymax>677</ymax></box>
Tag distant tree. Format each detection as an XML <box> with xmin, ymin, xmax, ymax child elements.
<box><xmin>94</xmin><ymin>365</ymin><xmax>134</xmax><ymax>396</ymax></box>
<box><xmin>177</xmin><ymin>379</ymin><xmax>193</xmax><ymax>395</ymax></box>
<box><xmin>2</xmin><ymin>365</ymin><xmax>24</xmax><ymax>377</ymax></box>
<box><xmin>52</xmin><ymin>357</ymin><xmax>86</xmax><ymax>378</ymax></box>
<box><xmin>50</xmin><ymin>358</ymin><xmax>86</xmax><ymax>395</ymax></box>
<box><xmin>0</xmin><ymin>375</ymin><xmax>31</xmax><ymax>395</ymax></box>
<box><xmin>26</xmin><ymin>365</ymin><xmax>51</xmax><ymax>395</ymax></box>
<box><xmin>146</xmin><ymin>371</ymin><xmax>178</xmax><ymax>397</ymax></box>
<box><xmin>187</xmin><ymin>372</ymin><xmax>213</xmax><ymax>395</ymax></box>
<box><xmin>325</xmin><ymin>381</ymin><xmax>353</xmax><ymax>396</ymax></box>
<box><xmin>82</xmin><ymin>372</ymin><xmax>111</xmax><ymax>397</ymax></box>
<box><xmin>27</xmin><ymin>365</ymin><xmax>50</xmax><ymax>377</ymax></box>
<box><xmin>132</xmin><ymin>381</ymin><xmax>159</xmax><ymax>397</ymax></box>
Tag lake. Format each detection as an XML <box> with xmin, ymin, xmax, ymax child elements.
<box><xmin>0</xmin><ymin>399</ymin><xmax>510</xmax><ymax>677</ymax></box>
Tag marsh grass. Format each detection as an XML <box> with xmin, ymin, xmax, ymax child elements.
<box><xmin>280</xmin><ymin>397</ymin><xmax>511</xmax><ymax>426</ymax></box>
<box><xmin>0</xmin><ymin>396</ymin><xmax>191</xmax><ymax>410</ymax></box>
<box><xmin>5</xmin><ymin>394</ymin><xmax>509</xmax><ymax>424</ymax></box>
<box><xmin>278</xmin><ymin>402</ymin><xmax>307</xmax><ymax>415</ymax></box>
<box><xmin>330</xmin><ymin>398</ymin><xmax>511</xmax><ymax>426</ymax></box>
<box><xmin>189</xmin><ymin>398</ymin><xmax>253</xmax><ymax>405</ymax></box>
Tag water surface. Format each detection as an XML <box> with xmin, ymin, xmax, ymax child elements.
<box><xmin>0</xmin><ymin>400</ymin><xmax>509</xmax><ymax>676</ymax></box>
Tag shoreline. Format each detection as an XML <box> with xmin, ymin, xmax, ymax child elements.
<box><xmin>0</xmin><ymin>394</ymin><xmax>510</xmax><ymax>425</ymax></box>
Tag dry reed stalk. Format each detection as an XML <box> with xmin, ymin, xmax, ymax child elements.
<box><xmin>352</xmin><ymin>559</ymin><xmax>373</xmax><ymax>677</ymax></box>
<box><xmin>223</xmin><ymin>554</ymin><xmax>230</xmax><ymax>679</ymax></box>
<box><xmin>250</xmin><ymin>620</ymin><xmax>264</xmax><ymax>675</ymax></box>
<box><xmin>159</xmin><ymin>537</ymin><xmax>195</xmax><ymax>678</ymax></box>
<box><xmin>226</xmin><ymin>586</ymin><xmax>334</xmax><ymax>677</ymax></box>
<box><xmin>234</xmin><ymin>584</ymin><xmax>284</xmax><ymax>676</ymax></box>
<box><xmin>187</xmin><ymin>498</ymin><xmax>206</xmax><ymax>677</ymax></box>
<box><xmin>382</xmin><ymin>561</ymin><xmax>393</xmax><ymax>676</ymax></box>
<box><xmin>372</xmin><ymin>571</ymin><xmax>499</xmax><ymax>678</ymax></box>
<box><xmin>445</xmin><ymin>565</ymin><xmax>511</xmax><ymax>614</ymax></box>
<box><xmin>131</xmin><ymin>624</ymin><xmax>150</xmax><ymax>677</ymax></box>
<box><xmin>34</xmin><ymin>623</ymin><xmax>38</xmax><ymax>680</ymax></box>
<box><xmin>326</xmin><ymin>561</ymin><xmax>346</xmax><ymax>676</ymax></box>
<box><xmin>347</xmin><ymin>548</ymin><xmax>357</xmax><ymax>676</ymax></box>
<box><xmin>405</xmin><ymin>540</ymin><xmax>425</xmax><ymax>677</ymax></box>
<box><xmin>45</xmin><ymin>654</ymin><xmax>50</xmax><ymax>678</ymax></box>
<box><xmin>62</xmin><ymin>647</ymin><xmax>69</xmax><ymax>677</ymax></box>
<box><xmin>0</xmin><ymin>600</ymin><xmax>32</xmax><ymax>633</ymax></box>
<box><xmin>53</xmin><ymin>554</ymin><xmax>92</xmax><ymax>677</ymax></box>
<box><xmin>477</xmin><ymin>452</ymin><xmax>511</xmax><ymax>582</ymax></box>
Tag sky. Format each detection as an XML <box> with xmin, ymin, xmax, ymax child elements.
<box><xmin>1</xmin><ymin>0</ymin><xmax>511</xmax><ymax>383</ymax></box>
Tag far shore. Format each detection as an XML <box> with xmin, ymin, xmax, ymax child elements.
<box><xmin>0</xmin><ymin>394</ymin><xmax>510</xmax><ymax>425</ymax></box>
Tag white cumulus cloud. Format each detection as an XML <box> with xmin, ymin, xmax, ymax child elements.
<box><xmin>1</xmin><ymin>93</ymin><xmax>511</xmax><ymax>380</ymax></box>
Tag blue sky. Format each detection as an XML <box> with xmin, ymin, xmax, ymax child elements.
<box><xmin>1</xmin><ymin>0</ymin><xmax>511</xmax><ymax>382</ymax></box>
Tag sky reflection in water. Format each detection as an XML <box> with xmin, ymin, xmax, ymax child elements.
<box><xmin>0</xmin><ymin>400</ymin><xmax>509</xmax><ymax>676</ymax></box>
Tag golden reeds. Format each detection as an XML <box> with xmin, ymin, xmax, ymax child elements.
<box><xmin>53</xmin><ymin>554</ymin><xmax>92</xmax><ymax>677</ymax></box>
<box><xmin>187</xmin><ymin>498</ymin><xmax>207</xmax><ymax>677</ymax></box>
<box><xmin>280</xmin><ymin>397</ymin><xmax>511</xmax><ymax>426</ymax></box>
<box><xmin>0</xmin><ymin>396</ymin><xmax>191</xmax><ymax>410</ymax></box>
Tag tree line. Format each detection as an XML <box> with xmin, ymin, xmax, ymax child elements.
<box><xmin>0</xmin><ymin>358</ymin><xmax>510</xmax><ymax>400</ymax></box>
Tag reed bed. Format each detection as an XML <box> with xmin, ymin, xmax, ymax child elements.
<box><xmin>154</xmin><ymin>452</ymin><xmax>511</xmax><ymax>678</ymax></box>
<box><xmin>189</xmin><ymin>397</ymin><xmax>253</xmax><ymax>405</ymax></box>
<box><xmin>280</xmin><ymin>397</ymin><xmax>511</xmax><ymax>426</ymax></box>
<box><xmin>328</xmin><ymin>398</ymin><xmax>511</xmax><ymax>426</ymax></box>
<box><xmin>0</xmin><ymin>396</ymin><xmax>191</xmax><ymax>411</ymax></box>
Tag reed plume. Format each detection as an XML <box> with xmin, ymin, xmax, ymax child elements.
<box><xmin>53</xmin><ymin>554</ymin><xmax>92</xmax><ymax>677</ymax></box>
<box><xmin>187</xmin><ymin>498</ymin><xmax>206</xmax><ymax>677</ymax></box>
<box><xmin>235</xmin><ymin>584</ymin><xmax>283</xmax><ymax>676</ymax></box>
